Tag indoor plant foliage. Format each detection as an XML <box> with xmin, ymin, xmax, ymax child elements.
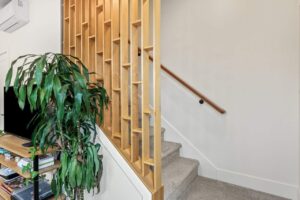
<box><xmin>5</xmin><ymin>53</ymin><xmax>108</xmax><ymax>199</ymax></box>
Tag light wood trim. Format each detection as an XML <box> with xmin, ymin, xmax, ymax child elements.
<box><xmin>142</xmin><ymin>0</ymin><xmax>151</xmax><ymax>178</ymax></box>
<box><xmin>153</xmin><ymin>0</ymin><xmax>162</xmax><ymax>192</ymax></box>
<box><xmin>130</xmin><ymin>0</ymin><xmax>140</xmax><ymax>164</ymax></box>
<box><xmin>111</xmin><ymin>0</ymin><xmax>121</xmax><ymax>143</ymax></box>
<box><xmin>120</xmin><ymin>0</ymin><xmax>130</xmax><ymax>150</ymax></box>
<box><xmin>103</xmin><ymin>0</ymin><xmax>112</xmax><ymax>131</ymax></box>
<box><xmin>95</xmin><ymin>0</ymin><xmax>104</xmax><ymax>80</ymax></box>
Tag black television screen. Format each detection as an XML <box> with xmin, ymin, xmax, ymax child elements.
<box><xmin>4</xmin><ymin>87</ymin><xmax>37</xmax><ymax>141</ymax></box>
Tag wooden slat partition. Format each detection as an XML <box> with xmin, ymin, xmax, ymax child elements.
<box><xmin>63</xmin><ymin>0</ymin><xmax>163</xmax><ymax>199</ymax></box>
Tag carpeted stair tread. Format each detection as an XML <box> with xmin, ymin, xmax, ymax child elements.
<box><xmin>163</xmin><ymin>157</ymin><xmax>199</xmax><ymax>200</ymax></box>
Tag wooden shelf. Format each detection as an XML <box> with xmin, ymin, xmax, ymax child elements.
<box><xmin>0</xmin><ymin>187</ymin><xmax>10</xmax><ymax>200</ymax></box>
<box><xmin>0</xmin><ymin>155</ymin><xmax>60</xmax><ymax>179</ymax></box>
<box><xmin>0</xmin><ymin>134</ymin><xmax>57</xmax><ymax>158</ymax></box>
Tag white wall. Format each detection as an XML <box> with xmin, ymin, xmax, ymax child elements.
<box><xmin>161</xmin><ymin>0</ymin><xmax>299</xmax><ymax>199</ymax></box>
<box><xmin>0</xmin><ymin>0</ymin><xmax>61</xmax><ymax>128</ymax></box>
<box><xmin>85</xmin><ymin>127</ymin><xmax>152</xmax><ymax>200</ymax></box>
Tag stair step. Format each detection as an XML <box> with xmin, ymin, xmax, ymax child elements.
<box><xmin>150</xmin><ymin>126</ymin><xmax>166</xmax><ymax>141</ymax></box>
<box><xmin>162</xmin><ymin>141</ymin><xmax>181</xmax><ymax>167</ymax></box>
<box><xmin>163</xmin><ymin>157</ymin><xmax>199</xmax><ymax>200</ymax></box>
<box><xmin>148</xmin><ymin>141</ymin><xmax>181</xmax><ymax>167</ymax></box>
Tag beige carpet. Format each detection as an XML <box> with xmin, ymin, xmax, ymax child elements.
<box><xmin>178</xmin><ymin>177</ymin><xmax>289</xmax><ymax>200</ymax></box>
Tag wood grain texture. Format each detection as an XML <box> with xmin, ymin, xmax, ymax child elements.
<box><xmin>63</xmin><ymin>0</ymin><xmax>162</xmax><ymax>198</ymax></box>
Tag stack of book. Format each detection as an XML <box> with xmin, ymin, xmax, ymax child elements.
<box><xmin>0</xmin><ymin>177</ymin><xmax>24</xmax><ymax>197</ymax></box>
<box><xmin>0</xmin><ymin>168</ymin><xmax>23</xmax><ymax>197</ymax></box>
<box><xmin>17</xmin><ymin>155</ymin><xmax>55</xmax><ymax>170</ymax></box>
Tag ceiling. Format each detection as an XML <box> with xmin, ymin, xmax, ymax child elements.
<box><xmin>0</xmin><ymin>0</ymin><xmax>11</xmax><ymax>9</ymax></box>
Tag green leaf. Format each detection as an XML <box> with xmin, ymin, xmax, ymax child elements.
<box><xmin>53</xmin><ymin>76</ymin><xmax>61</xmax><ymax>98</ymax></box>
<box><xmin>74</xmin><ymin>92</ymin><xmax>83</xmax><ymax>113</ymax></box>
<box><xmin>69</xmin><ymin>157</ymin><xmax>77</xmax><ymax>188</ymax></box>
<box><xmin>13</xmin><ymin>74</ymin><xmax>20</xmax><ymax>97</ymax></box>
<box><xmin>29</xmin><ymin>87</ymin><xmax>38</xmax><ymax>110</ymax></box>
<box><xmin>27</xmin><ymin>79</ymin><xmax>35</xmax><ymax>98</ymax></box>
<box><xmin>39</xmin><ymin>88</ymin><xmax>45</xmax><ymax>105</ymax></box>
<box><xmin>51</xmin><ymin>178</ymin><xmax>57</xmax><ymax>196</ymax></box>
<box><xmin>73</xmin><ymin>71</ymin><xmax>86</xmax><ymax>88</ymax></box>
<box><xmin>31</xmin><ymin>171</ymin><xmax>39</xmax><ymax>179</ymax></box>
<box><xmin>56</xmin><ymin>86</ymin><xmax>67</xmax><ymax>121</ymax></box>
<box><xmin>34</xmin><ymin>57</ymin><xmax>45</xmax><ymax>86</ymax></box>
<box><xmin>91</xmin><ymin>145</ymin><xmax>100</xmax><ymax>174</ymax></box>
<box><xmin>18</xmin><ymin>85</ymin><xmax>26</xmax><ymax>110</ymax></box>
<box><xmin>44</xmin><ymin>70</ymin><xmax>54</xmax><ymax>101</ymax></box>
<box><xmin>82</xmin><ymin>65</ymin><xmax>90</xmax><ymax>82</ymax></box>
<box><xmin>76</xmin><ymin>163</ymin><xmax>83</xmax><ymax>187</ymax></box>
<box><xmin>61</xmin><ymin>151</ymin><xmax>68</xmax><ymax>179</ymax></box>
<box><xmin>5</xmin><ymin>67</ymin><xmax>13</xmax><ymax>91</ymax></box>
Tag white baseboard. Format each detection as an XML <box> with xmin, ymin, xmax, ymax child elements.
<box><xmin>218</xmin><ymin>168</ymin><xmax>298</xmax><ymax>200</ymax></box>
<box><xmin>161</xmin><ymin>116</ymin><xmax>299</xmax><ymax>200</ymax></box>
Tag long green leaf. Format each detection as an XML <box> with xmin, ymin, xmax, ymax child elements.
<box><xmin>5</xmin><ymin>67</ymin><xmax>13</xmax><ymax>91</ymax></box>
<box><xmin>18</xmin><ymin>85</ymin><xmax>26</xmax><ymax>110</ymax></box>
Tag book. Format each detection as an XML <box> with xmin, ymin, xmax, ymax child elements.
<box><xmin>11</xmin><ymin>180</ymin><xmax>53</xmax><ymax>200</ymax></box>
<box><xmin>0</xmin><ymin>168</ymin><xmax>19</xmax><ymax>181</ymax></box>
<box><xmin>17</xmin><ymin>155</ymin><xmax>55</xmax><ymax>170</ymax></box>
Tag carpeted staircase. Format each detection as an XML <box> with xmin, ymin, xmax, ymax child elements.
<box><xmin>157</xmin><ymin>128</ymin><xmax>289</xmax><ymax>200</ymax></box>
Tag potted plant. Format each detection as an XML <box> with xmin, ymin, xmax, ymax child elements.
<box><xmin>5</xmin><ymin>53</ymin><xmax>108</xmax><ymax>199</ymax></box>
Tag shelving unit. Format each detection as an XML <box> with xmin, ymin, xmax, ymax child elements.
<box><xmin>0</xmin><ymin>134</ymin><xmax>60</xmax><ymax>200</ymax></box>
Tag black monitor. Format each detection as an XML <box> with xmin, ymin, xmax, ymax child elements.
<box><xmin>4</xmin><ymin>87</ymin><xmax>37</xmax><ymax>146</ymax></box>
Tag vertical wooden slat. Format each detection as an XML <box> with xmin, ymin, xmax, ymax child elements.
<box><xmin>103</xmin><ymin>0</ymin><xmax>112</xmax><ymax>131</ymax></box>
<box><xmin>120</xmin><ymin>0</ymin><xmax>130</xmax><ymax>151</ymax></box>
<box><xmin>130</xmin><ymin>0</ymin><xmax>140</xmax><ymax>163</ymax></box>
<box><xmin>75</xmin><ymin>0</ymin><xmax>82</xmax><ymax>62</ymax></box>
<box><xmin>82</xmin><ymin>0</ymin><xmax>89</xmax><ymax>66</ymax></box>
<box><xmin>112</xmin><ymin>0</ymin><xmax>121</xmax><ymax>139</ymax></box>
<box><xmin>70</xmin><ymin>0</ymin><xmax>75</xmax><ymax>53</ymax></box>
<box><xmin>96</xmin><ymin>0</ymin><xmax>104</xmax><ymax>80</ymax></box>
<box><xmin>141</xmin><ymin>0</ymin><xmax>151</xmax><ymax>177</ymax></box>
<box><xmin>153</xmin><ymin>0</ymin><xmax>161</xmax><ymax>191</ymax></box>
<box><xmin>89</xmin><ymin>0</ymin><xmax>96</xmax><ymax>82</ymax></box>
<box><xmin>63</xmin><ymin>0</ymin><xmax>70</xmax><ymax>55</ymax></box>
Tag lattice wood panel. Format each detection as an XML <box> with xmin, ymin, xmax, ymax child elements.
<box><xmin>63</xmin><ymin>0</ymin><xmax>162</xmax><ymax>198</ymax></box>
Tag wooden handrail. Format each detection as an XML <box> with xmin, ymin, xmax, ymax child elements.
<box><xmin>160</xmin><ymin>65</ymin><xmax>226</xmax><ymax>114</ymax></box>
<box><xmin>138</xmin><ymin>47</ymin><xmax>226</xmax><ymax>114</ymax></box>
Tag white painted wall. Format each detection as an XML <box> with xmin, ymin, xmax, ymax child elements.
<box><xmin>85</xmin><ymin>127</ymin><xmax>152</xmax><ymax>200</ymax></box>
<box><xmin>0</xmin><ymin>0</ymin><xmax>61</xmax><ymax>128</ymax></box>
<box><xmin>161</xmin><ymin>0</ymin><xmax>299</xmax><ymax>199</ymax></box>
